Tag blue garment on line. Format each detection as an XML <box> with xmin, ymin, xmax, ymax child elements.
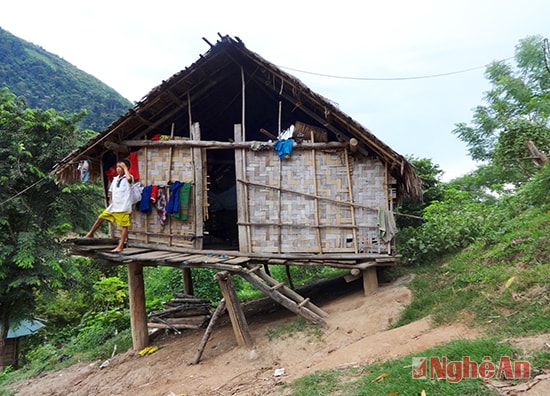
<box><xmin>139</xmin><ymin>185</ymin><xmax>153</xmax><ymax>213</ymax></box>
<box><xmin>274</xmin><ymin>139</ymin><xmax>294</xmax><ymax>159</ymax></box>
<box><xmin>166</xmin><ymin>181</ymin><xmax>184</xmax><ymax>214</ymax></box>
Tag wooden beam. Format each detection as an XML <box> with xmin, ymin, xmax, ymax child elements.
<box><xmin>125</xmin><ymin>240</ymin><xmax>394</xmax><ymax>261</ymax></box>
<box><xmin>104</xmin><ymin>141</ymin><xmax>130</xmax><ymax>154</ymax></box>
<box><xmin>239</xmin><ymin>271</ymin><xmax>327</xmax><ymax>326</ymax></box>
<box><xmin>122</xmin><ymin>139</ymin><xmax>348</xmax><ymax>150</ymax></box>
<box><xmin>349</xmin><ymin>138</ymin><xmax>359</xmax><ymax>153</ymax></box>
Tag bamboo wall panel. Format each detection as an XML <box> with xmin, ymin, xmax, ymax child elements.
<box><xmin>127</xmin><ymin>146</ymin><xmax>196</xmax><ymax>247</ymax></box>
<box><xmin>246</xmin><ymin>149</ymin><xmax>389</xmax><ymax>253</ymax></box>
<box><xmin>121</xmin><ymin>143</ymin><xmax>393</xmax><ymax>254</ymax></box>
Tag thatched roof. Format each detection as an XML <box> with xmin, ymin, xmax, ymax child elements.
<box><xmin>51</xmin><ymin>34</ymin><xmax>422</xmax><ymax>201</ymax></box>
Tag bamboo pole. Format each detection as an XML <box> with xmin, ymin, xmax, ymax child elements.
<box><xmin>310</xmin><ymin>131</ymin><xmax>323</xmax><ymax>253</ymax></box>
<box><xmin>123</xmin><ymin>140</ymin><xmax>348</xmax><ymax>150</ymax></box>
<box><xmin>143</xmin><ymin>147</ymin><xmax>149</xmax><ymax>243</ymax></box>
<box><xmin>187</xmin><ymin>92</ymin><xmax>192</xmax><ymax>136</ymax></box>
<box><xmin>344</xmin><ymin>148</ymin><xmax>358</xmax><ymax>254</ymax></box>
<box><xmin>238</xmin><ymin>179</ymin><xmax>379</xmax><ymax>211</ymax></box>
<box><xmin>277</xmin><ymin>81</ymin><xmax>283</xmax><ymax>254</ymax></box>
<box><xmin>385</xmin><ymin>162</ymin><xmax>391</xmax><ymax>254</ymax></box>
<box><xmin>167</xmin><ymin>123</ymin><xmax>175</xmax><ymax>246</ymax></box>
<box><xmin>277</xmin><ymin>158</ymin><xmax>282</xmax><ymax>254</ymax></box>
<box><xmin>191</xmin><ymin>123</ymin><xmax>204</xmax><ymax>250</ymax></box>
<box><xmin>241</xmin><ymin>66</ymin><xmax>246</xmax><ymax>140</ymax></box>
<box><xmin>234</xmin><ymin>125</ymin><xmax>251</xmax><ymax>252</ymax></box>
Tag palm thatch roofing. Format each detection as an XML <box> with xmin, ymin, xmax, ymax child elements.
<box><xmin>51</xmin><ymin>34</ymin><xmax>422</xmax><ymax>201</ymax></box>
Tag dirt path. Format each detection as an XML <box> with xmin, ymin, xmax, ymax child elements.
<box><xmin>7</xmin><ymin>276</ymin><xmax>548</xmax><ymax>395</ymax></box>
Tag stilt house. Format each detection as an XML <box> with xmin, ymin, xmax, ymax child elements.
<box><xmin>52</xmin><ymin>35</ymin><xmax>422</xmax><ymax>351</ymax></box>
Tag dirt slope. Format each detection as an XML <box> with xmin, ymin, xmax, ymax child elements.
<box><xmin>7</xmin><ymin>276</ymin><xmax>547</xmax><ymax>396</ymax></box>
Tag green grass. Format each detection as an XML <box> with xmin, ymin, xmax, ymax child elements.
<box><xmin>392</xmin><ymin>209</ymin><xmax>550</xmax><ymax>337</ymax></box>
<box><xmin>283</xmin><ymin>338</ymin><xmax>542</xmax><ymax>395</ymax></box>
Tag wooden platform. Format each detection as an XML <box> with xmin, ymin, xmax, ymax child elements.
<box><xmin>66</xmin><ymin>238</ymin><xmax>399</xmax><ymax>272</ymax></box>
<box><xmin>66</xmin><ymin>237</ymin><xmax>398</xmax><ymax>298</ymax></box>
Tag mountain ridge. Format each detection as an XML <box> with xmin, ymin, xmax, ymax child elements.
<box><xmin>0</xmin><ymin>26</ymin><xmax>132</xmax><ymax>131</ymax></box>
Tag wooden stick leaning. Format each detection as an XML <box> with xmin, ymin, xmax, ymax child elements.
<box><xmin>191</xmin><ymin>299</ymin><xmax>227</xmax><ymax>365</ymax></box>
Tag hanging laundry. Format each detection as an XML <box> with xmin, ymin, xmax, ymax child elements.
<box><xmin>150</xmin><ymin>185</ymin><xmax>159</xmax><ymax>203</ymax></box>
<box><xmin>139</xmin><ymin>185</ymin><xmax>153</xmax><ymax>213</ymax></box>
<box><xmin>156</xmin><ymin>187</ymin><xmax>167</xmax><ymax>227</ymax></box>
<box><xmin>173</xmin><ymin>183</ymin><xmax>192</xmax><ymax>220</ymax></box>
<box><xmin>128</xmin><ymin>151</ymin><xmax>140</xmax><ymax>181</ymax></box>
<box><xmin>77</xmin><ymin>160</ymin><xmax>89</xmax><ymax>183</ymax></box>
<box><xmin>103</xmin><ymin>152</ymin><xmax>140</xmax><ymax>181</ymax></box>
<box><xmin>377</xmin><ymin>208</ymin><xmax>397</xmax><ymax>242</ymax></box>
<box><xmin>166</xmin><ymin>181</ymin><xmax>184</xmax><ymax>214</ymax></box>
<box><xmin>274</xmin><ymin>139</ymin><xmax>294</xmax><ymax>159</ymax></box>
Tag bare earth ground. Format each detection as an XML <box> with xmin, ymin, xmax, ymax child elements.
<box><xmin>7</xmin><ymin>276</ymin><xmax>550</xmax><ymax>396</ymax></box>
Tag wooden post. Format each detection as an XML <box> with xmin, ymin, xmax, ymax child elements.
<box><xmin>214</xmin><ymin>271</ymin><xmax>253</xmax><ymax>347</ymax></box>
<box><xmin>362</xmin><ymin>267</ymin><xmax>378</xmax><ymax>296</ymax></box>
<box><xmin>128</xmin><ymin>262</ymin><xmax>149</xmax><ymax>350</ymax></box>
<box><xmin>183</xmin><ymin>268</ymin><xmax>194</xmax><ymax>295</ymax></box>
<box><xmin>191</xmin><ymin>123</ymin><xmax>204</xmax><ymax>250</ymax></box>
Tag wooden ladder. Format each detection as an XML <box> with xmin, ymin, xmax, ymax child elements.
<box><xmin>238</xmin><ymin>264</ymin><xmax>328</xmax><ymax>327</ymax></box>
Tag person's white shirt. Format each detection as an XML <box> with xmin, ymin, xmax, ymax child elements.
<box><xmin>106</xmin><ymin>175</ymin><xmax>134</xmax><ymax>212</ymax></box>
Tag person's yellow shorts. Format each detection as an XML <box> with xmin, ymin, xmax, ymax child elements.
<box><xmin>99</xmin><ymin>211</ymin><xmax>131</xmax><ymax>227</ymax></box>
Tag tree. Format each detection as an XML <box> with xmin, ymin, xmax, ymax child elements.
<box><xmin>0</xmin><ymin>88</ymin><xmax>99</xmax><ymax>366</ymax></box>
<box><xmin>453</xmin><ymin>35</ymin><xmax>550</xmax><ymax>186</ymax></box>
<box><xmin>396</xmin><ymin>156</ymin><xmax>444</xmax><ymax>228</ymax></box>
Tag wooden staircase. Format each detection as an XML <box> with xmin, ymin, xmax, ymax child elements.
<box><xmin>238</xmin><ymin>264</ymin><xmax>328</xmax><ymax>327</ymax></box>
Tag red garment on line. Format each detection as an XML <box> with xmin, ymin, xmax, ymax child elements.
<box><xmin>104</xmin><ymin>151</ymin><xmax>140</xmax><ymax>181</ymax></box>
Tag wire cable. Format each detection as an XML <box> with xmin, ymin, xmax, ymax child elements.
<box><xmin>280</xmin><ymin>57</ymin><xmax>515</xmax><ymax>81</ymax></box>
<box><xmin>0</xmin><ymin>176</ymin><xmax>49</xmax><ymax>206</ymax></box>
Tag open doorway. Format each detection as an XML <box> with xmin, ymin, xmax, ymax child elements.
<box><xmin>203</xmin><ymin>149</ymin><xmax>238</xmax><ymax>250</ymax></box>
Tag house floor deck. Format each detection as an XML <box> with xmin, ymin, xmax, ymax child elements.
<box><xmin>65</xmin><ymin>238</ymin><xmax>399</xmax><ymax>272</ymax></box>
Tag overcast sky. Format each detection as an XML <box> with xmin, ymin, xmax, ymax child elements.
<box><xmin>2</xmin><ymin>1</ymin><xmax>550</xmax><ymax>180</ymax></box>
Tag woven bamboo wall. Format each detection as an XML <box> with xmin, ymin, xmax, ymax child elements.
<box><xmin>119</xmin><ymin>143</ymin><xmax>394</xmax><ymax>254</ymax></box>
<box><xmin>126</xmin><ymin>146</ymin><xmax>196</xmax><ymax>247</ymax></box>
<box><xmin>245</xmin><ymin>148</ymin><xmax>390</xmax><ymax>254</ymax></box>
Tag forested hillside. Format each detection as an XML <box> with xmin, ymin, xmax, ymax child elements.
<box><xmin>0</xmin><ymin>26</ymin><xmax>132</xmax><ymax>131</ymax></box>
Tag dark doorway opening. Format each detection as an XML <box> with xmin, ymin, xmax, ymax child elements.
<box><xmin>204</xmin><ymin>149</ymin><xmax>238</xmax><ymax>250</ymax></box>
